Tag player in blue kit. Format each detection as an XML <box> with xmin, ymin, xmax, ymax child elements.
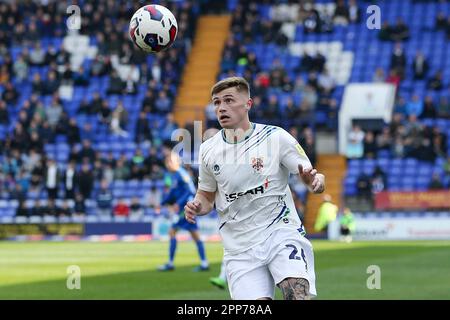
<box><xmin>157</xmin><ymin>152</ymin><xmax>209</xmax><ymax>272</ymax></box>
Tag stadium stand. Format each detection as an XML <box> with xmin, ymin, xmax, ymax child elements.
<box><xmin>0</xmin><ymin>0</ymin><xmax>448</xmax><ymax>229</ymax></box>
<box><xmin>210</xmin><ymin>0</ymin><xmax>449</xmax><ymax>215</ymax></box>
<box><xmin>0</xmin><ymin>0</ymin><xmax>199</xmax><ymax>219</ymax></box>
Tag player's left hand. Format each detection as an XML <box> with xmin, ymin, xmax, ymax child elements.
<box><xmin>298</xmin><ymin>164</ymin><xmax>325</xmax><ymax>193</ymax></box>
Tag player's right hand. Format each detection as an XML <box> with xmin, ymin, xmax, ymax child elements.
<box><xmin>184</xmin><ymin>200</ymin><xmax>202</xmax><ymax>223</ymax></box>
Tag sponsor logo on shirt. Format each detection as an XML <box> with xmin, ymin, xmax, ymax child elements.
<box><xmin>225</xmin><ymin>178</ymin><xmax>269</xmax><ymax>202</ymax></box>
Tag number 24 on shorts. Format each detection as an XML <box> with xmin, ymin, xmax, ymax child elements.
<box><xmin>286</xmin><ymin>244</ymin><xmax>308</xmax><ymax>271</ymax></box>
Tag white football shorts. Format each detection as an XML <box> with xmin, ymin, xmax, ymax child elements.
<box><xmin>223</xmin><ymin>227</ymin><xmax>317</xmax><ymax>300</ymax></box>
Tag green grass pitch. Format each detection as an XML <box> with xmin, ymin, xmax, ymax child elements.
<box><xmin>1</xmin><ymin>240</ymin><xmax>449</xmax><ymax>299</ymax></box>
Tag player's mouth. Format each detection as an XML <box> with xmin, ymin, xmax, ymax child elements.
<box><xmin>219</xmin><ymin>115</ymin><xmax>230</xmax><ymax>121</ymax></box>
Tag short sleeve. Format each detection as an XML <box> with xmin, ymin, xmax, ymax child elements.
<box><xmin>197</xmin><ymin>144</ymin><xmax>217</xmax><ymax>192</ymax></box>
<box><xmin>279</xmin><ymin>129</ymin><xmax>312</xmax><ymax>174</ymax></box>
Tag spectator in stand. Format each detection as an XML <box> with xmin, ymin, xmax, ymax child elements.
<box><xmin>73</xmin><ymin>193</ymin><xmax>86</xmax><ymax>216</ymax></box>
<box><xmin>45</xmin><ymin>45</ymin><xmax>58</xmax><ymax>65</ymax></box>
<box><xmin>333</xmin><ymin>0</ymin><xmax>349</xmax><ymax>25</ymax></box>
<box><xmin>363</xmin><ymin>131</ymin><xmax>377</xmax><ymax>158</ymax></box>
<box><xmin>427</xmin><ymin>70</ymin><xmax>444</xmax><ymax>90</ymax></box>
<box><xmin>63</xmin><ymin>161</ymin><xmax>77</xmax><ymax>200</ymax></box>
<box><xmin>16</xmin><ymin>200</ymin><xmax>29</xmax><ymax>217</ymax></box>
<box><xmin>444</xmin><ymin>156</ymin><xmax>450</xmax><ymax>176</ymax></box>
<box><xmin>406</xmin><ymin>94</ymin><xmax>424</xmax><ymax>117</ymax></box>
<box><xmin>263</xmin><ymin>94</ymin><xmax>280</xmax><ymax>119</ymax></box>
<box><xmin>371</xmin><ymin>166</ymin><xmax>387</xmax><ymax>194</ymax></box>
<box><xmin>285</xmin><ymin>98</ymin><xmax>300</xmax><ymax>119</ymax></box>
<box><xmin>160</xmin><ymin>113</ymin><xmax>178</xmax><ymax>142</ymax></box>
<box><xmin>0</xmin><ymin>65</ymin><xmax>10</xmax><ymax>85</ymax></box>
<box><xmin>390</xmin><ymin>18</ymin><xmax>410</xmax><ymax>41</ymax></box>
<box><xmin>31</xmin><ymin>73</ymin><xmax>45</xmax><ymax>95</ymax></box>
<box><xmin>45</xmin><ymin>96</ymin><xmax>64</xmax><ymax>131</ymax></box>
<box><xmin>435</xmin><ymin>12</ymin><xmax>446</xmax><ymax>30</ymax></box>
<box><xmin>135</xmin><ymin>111</ymin><xmax>152</xmax><ymax>143</ymax></box>
<box><xmin>0</xmin><ymin>101</ymin><xmax>9</xmax><ymax>124</ymax></box>
<box><xmin>130</xmin><ymin>197</ymin><xmax>144</xmax><ymax>217</ymax></box>
<box><xmin>66</xmin><ymin>118</ymin><xmax>81</xmax><ymax>146</ymax></box>
<box><xmin>90</xmin><ymin>54</ymin><xmax>112</xmax><ymax>77</ymax></box>
<box><xmin>431</xmin><ymin>126</ymin><xmax>447</xmax><ymax>158</ymax></box>
<box><xmin>107</xmin><ymin>70</ymin><xmax>124</xmax><ymax>95</ymax></box>
<box><xmin>437</xmin><ymin>97</ymin><xmax>449</xmax><ymax>118</ymax></box>
<box><xmin>141</xmin><ymin>90</ymin><xmax>155</xmax><ymax>114</ymax></box>
<box><xmin>110</xmin><ymin>109</ymin><xmax>129</xmax><ymax>138</ymax></box>
<box><xmin>113</xmin><ymin>198</ymin><xmax>130</xmax><ymax>217</ymax></box>
<box><xmin>155</xmin><ymin>91</ymin><xmax>172</xmax><ymax>114</ymax></box>
<box><xmin>45</xmin><ymin>158</ymin><xmax>59</xmax><ymax>200</ymax></box>
<box><xmin>318</xmin><ymin>68</ymin><xmax>335</xmax><ymax>93</ymax></box>
<box><xmin>299</xmin><ymin>127</ymin><xmax>316</xmax><ymax>166</ymax></box>
<box><xmin>29</xmin><ymin>42</ymin><xmax>46</xmax><ymax>66</ymax></box>
<box><xmin>13</xmin><ymin>53</ymin><xmax>28</xmax><ymax>83</ymax></box>
<box><xmin>386</xmin><ymin>69</ymin><xmax>401</xmax><ymax>89</ymax></box>
<box><xmin>61</xmin><ymin>62</ymin><xmax>74</xmax><ymax>85</ymax></box>
<box><xmin>58</xmin><ymin>200</ymin><xmax>73</xmax><ymax>217</ymax></box>
<box><xmin>391</xmin><ymin>135</ymin><xmax>405</xmax><ymax>158</ymax></box>
<box><xmin>304</xmin><ymin>9</ymin><xmax>321</xmax><ymax>34</ymax></box>
<box><xmin>87</xmin><ymin>92</ymin><xmax>104</xmax><ymax>115</ymax></box>
<box><xmin>428</xmin><ymin>173</ymin><xmax>444</xmax><ymax>190</ymax></box>
<box><xmin>30</xmin><ymin>200</ymin><xmax>44</xmax><ymax>217</ymax></box>
<box><xmin>445</xmin><ymin>16</ymin><xmax>450</xmax><ymax>40</ymax></box>
<box><xmin>42</xmin><ymin>199</ymin><xmax>59</xmax><ymax>217</ymax></box>
<box><xmin>390</xmin><ymin>43</ymin><xmax>406</xmax><ymax>77</ymax></box>
<box><xmin>393</xmin><ymin>97</ymin><xmax>408</xmax><ymax>117</ymax></box>
<box><xmin>2</xmin><ymin>82</ymin><xmax>19</xmax><ymax>105</ymax></box>
<box><xmin>124</xmin><ymin>75</ymin><xmax>138</xmax><ymax>95</ymax></box>
<box><xmin>96</xmin><ymin>180</ymin><xmax>113</xmax><ymax>216</ymax></box>
<box><xmin>44</xmin><ymin>71</ymin><xmax>60</xmax><ymax>95</ymax></box>
<box><xmin>420</xmin><ymin>96</ymin><xmax>437</xmax><ymax>119</ymax></box>
<box><xmin>144</xmin><ymin>185</ymin><xmax>163</xmax><ymax>209</ymax></box>
<box><xmin>376</xmin><ymin>127</ymin><xmax>392</xmax><ymax>151</ymax></box>
<box><xmin>298</xmin><ymin>50</ymin><xmax>314</xmax><ymax>72</ymax></box>
<box><xmin>78</xmin><ymin>139</ymin><xmax>96</xmax><ymax>164</ymax></box>
<box><xmin>73</xmin><ymin>66</ymin><xmax>90</xmax><ymax>87</ymax></box>
<box><xmin>412</xmin><ymin>51</ymin><xmax>429</xmax><ymax>80</ymax></box>
<box><xmin>356</xmin><ymin>171</ymin><xmax>372</xmax><ymax>202</ymax></box>
<box><xmin>113</xmin><ymin>158</ymin><xmax>131</xmax><ymax>181</ymax></box>
<box><xmin>348</xmin><ymin>0</ymin><xmax>361</xmax><ymax>24</ymax></box>
<box><xmin>77</xmin><ymin>163</ymin><xmax>94</xmax><ymax>200</ymax></box>
<box><xmin>346</xmin><ymin>125</ymin><xmax>365</xmax><ymax>159</ymax></box>
<box><xmin>80</xmin><ymin>122</ymin><xmax>95</xmax><ymax>142</ymax></box>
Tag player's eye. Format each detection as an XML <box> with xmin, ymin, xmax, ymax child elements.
<box><xmin>225</xmin><ymin>98</ymin><xmax>233</xmax><ymax>104</ymax></box>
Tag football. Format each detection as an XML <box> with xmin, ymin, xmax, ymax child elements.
<box><xmin>129</xmin><ymin>4</ymin><xmax>178</xmax><ymax>53</ymax></box>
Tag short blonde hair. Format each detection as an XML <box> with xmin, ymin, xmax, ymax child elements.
<box><xmin>211</xmin><ymin>77</ymin><xmax>250</xmax><ymax>97</ymax></box>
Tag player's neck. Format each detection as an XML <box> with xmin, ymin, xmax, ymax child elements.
<box><xmin>223</xmin><ymin>120</ymin><xmax>253</xmax><ymax>144</ymax></box>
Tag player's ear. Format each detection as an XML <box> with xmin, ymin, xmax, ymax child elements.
<box><xmin>246</xmin><ymin>98</ymin><xmax>253</xmax><ymax>110</ymax></box>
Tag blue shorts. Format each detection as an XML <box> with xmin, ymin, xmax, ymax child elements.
<box><xmin>172</xmin><ymin>213</ymin><xmax>198</xmax><ymax>231</ymax></box>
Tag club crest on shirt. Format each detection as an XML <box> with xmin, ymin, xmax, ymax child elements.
<box><xmin>251</xmin><ymin>157</ymin><xmax>264</xmax><ymax>173</ymax></box>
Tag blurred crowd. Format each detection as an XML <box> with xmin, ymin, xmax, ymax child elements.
<box><xmin>0</xmin><ymin>0</ymin><xmax>199</xmax><ymax>217</ymax></box>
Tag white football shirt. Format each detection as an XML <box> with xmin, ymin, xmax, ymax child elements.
<box><xmin>198</xmin><ymin>123</ymin><xmax>312</xmax><ymax>255</ymax></box>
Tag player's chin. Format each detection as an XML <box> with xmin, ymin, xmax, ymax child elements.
<box><xmin>218</xmin><ymin>118</ymin><xmax>233</xmax><ymax>128</ymax></box>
